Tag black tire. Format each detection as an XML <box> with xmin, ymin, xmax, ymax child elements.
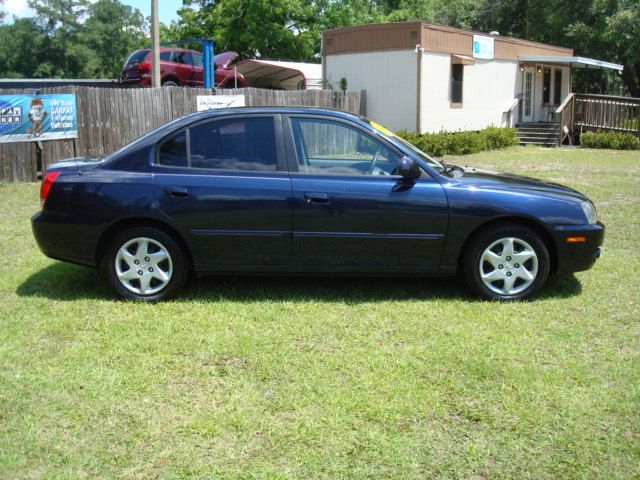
<box><xmin>105</xmin><ymin>226</ymin><xmax>188</xmax><ymax>301</ymax></box>
<box><xmin>161</xmin><ymin>79</ymin><xmax>179</xmax><ymax>87</ymax></box>
<box><xmin>463</xmin><ymin>223</ymin><xmax>550</xmax><ymax>301</ymax></box>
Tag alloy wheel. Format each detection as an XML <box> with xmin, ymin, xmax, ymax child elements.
<box><xmin>115</xmin><ymin>237</ymin><xmax>173</xmax><ymax>295</ymax></box>
<box><xmin>479</xmin><ymin>236</ymin><xmax>538</xmax><ymax>296</ymax></box>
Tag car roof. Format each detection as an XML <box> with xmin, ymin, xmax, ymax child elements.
<box><xmin>135</xmin><ymin>48</ymin><xmax>201</xmax><ymax>54</ymax></box>
<box><xmin>176</xmin><ymin>106</ymin><xmax>365</xmax><ymax>125</ymax></box>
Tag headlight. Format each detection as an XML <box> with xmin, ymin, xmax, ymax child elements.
<box><xmin>581</xmin><ymin>201</ymin><xmax>597</xmax><ymax>225</ymax></box>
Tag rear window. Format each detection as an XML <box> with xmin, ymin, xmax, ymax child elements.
<box><xmin>125</xmin><ymin>50</ymin><xmax>149</xmax><ymax>65</ymax></box>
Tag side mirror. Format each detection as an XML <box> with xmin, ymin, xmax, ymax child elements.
<box><xmin>397</xmin><ymin>156</ymin><xmax>421</xmax><ymax>181</ymax></box>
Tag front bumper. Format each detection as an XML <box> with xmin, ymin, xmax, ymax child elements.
<box><xmin>551</xmin><ymin>222</ymin><xmax>605</xmax><ymax>274</ymax></box>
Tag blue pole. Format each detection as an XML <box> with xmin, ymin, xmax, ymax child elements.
<box><xmin>202</xmin><ymin>39</ymin><xmax>215</xmax><ymax>89</ymax></box>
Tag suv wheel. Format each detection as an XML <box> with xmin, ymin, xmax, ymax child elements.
<box><xmin>105</xmin><ymin>227</ymin><xmax>188</xmax><ymax>301</ymax></box>
<box><xmin>161</xmin><ymin>79</ymin><xmax>179</xmax><ymax>87</ymax></box>
<box><xmin>463</xmin><ymin>223</ymin><xmax>550</xmax><ymax>300</ymax></box>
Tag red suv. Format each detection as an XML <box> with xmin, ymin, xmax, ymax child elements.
<box><xmin>121</xmin><ymin>49</ymin><xmax>247</xmax><ymax>88</ymax></box>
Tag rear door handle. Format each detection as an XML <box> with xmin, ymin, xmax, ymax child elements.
<box><xmin>164</xmin><ymin>185</ymin><xmax>190</xmax><ymax>198</ymax></box>
<box><xmin>304</xmin><ymin>192</ymin><xmax>331</xmax><ymax>204</ymax></box>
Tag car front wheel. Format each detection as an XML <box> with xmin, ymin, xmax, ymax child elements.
<box><xmin>105</xmin><ymin>227</ymin><xmax>188</xmax><ymax>301</ymax></box>
<box><xmin>463</xmin><ymin>224</ymin><xmax>550</xmax><ymax>300</ymax></box>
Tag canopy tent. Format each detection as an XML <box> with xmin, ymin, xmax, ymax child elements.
<box><xmin>233</xmin><ymin>60</ymin><xmax>323</xmax><ymax>90</ymax></box>
<box><xmin>518</xmin><ymin>55</ymin><xmax>623</xmax><ymax>72</ymax></box>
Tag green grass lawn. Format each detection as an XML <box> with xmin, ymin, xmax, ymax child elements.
<box><xmin>1</xmin><ymin>146</ymin><xmax>639</xmax><ymax>479</ymax></box>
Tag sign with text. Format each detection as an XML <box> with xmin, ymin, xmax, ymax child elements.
<box><xmin>196</xmin><ymin>95</ymin><xmax>245</xmax><ymax>111</ymax></box>
<box><xmin>472</xmin><ymin>35</ymin><xmax>495</xmax><ymax>60</ymax></box>
<box><xmin>0</xmin><ymin>94</ymin><xmax>77</xmax><ymax>143</ymax></box>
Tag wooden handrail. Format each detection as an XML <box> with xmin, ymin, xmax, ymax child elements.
<box><xmin>574</xmin><ymin>93</ymin><xmax>640</xmax><ymax>102</ymax></box>
<box><xmin>555</xmin><ymin>92</ymin><xmax>575</xmax><ymax>115</ymax></box>
<box><xmin>502</xmin><ymin>97</ymin><xmax>519</xmax><ymax>114</ymax></box>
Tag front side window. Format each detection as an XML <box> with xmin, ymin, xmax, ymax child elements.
<box><xmin>192</xmin><ymin>53</ymin><xmax>203</xmax><ymax>68</ymax></box>
<box><xmin>451</xmin><ymin>64</ymin><xmax>464</xmax><ymax>104</ymax></box>
<box><xmin>291</xmin><ymin>118</ymin><xmax>400</xmax><ymax>176</ymax></box>
<box><xmin>157</xmin><ymin>117</ymin><xmax>277</xmax><ymax>172</ymax></box>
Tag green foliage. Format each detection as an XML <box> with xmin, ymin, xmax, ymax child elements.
<box><xmin>0</xmin><ymin>18</ymin><xmax>48</xmax><ymax>77</ymax></box>
<box><xmin>580</xmin><ymin>130</ymin><xmax>640</xmax><ymax>150</ymax></box>
<box><xmin>0</xmin><ymin>0</ymin><xmax>146</xmax><ymax>79</ymax></box>
<box><xmin>339</xmin><ymin>77</ymin><xmax>348</xmax><ymax>91</ymax></box>
<box><xmin>396</xmin><ymin>126</ymin><xmax>519</xmax><ymax>157</ymax></box>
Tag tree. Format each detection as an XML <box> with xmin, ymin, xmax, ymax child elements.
<box><xmin>564</xmin><ymin>0</ymin><xmax>640</xmax><ymax>97</ymax></box>
<box><xmin>27</xmin><ymin>0</ymin><xmax>91</xmax><ymax>76</ymax></box>
<box><xmin>386</xmin><ymin>0</ymin><xmax>480</xmax><ymax>29</ymax></box>
<box><xmin>475</xmin><ymin>0</ymin><xmax>639</xmax><ymax>96</ymax></box>
<box><xmin>0</xmin><ymin>18</ymin><xmax>48</xmax><ymax>77</ymax></box>
<box><xmin>79</xmin><ymin>0</ymin><xmax>147</xmax><ymax>78</ymax></box>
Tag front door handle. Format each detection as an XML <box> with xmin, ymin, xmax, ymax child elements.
<box><xmin>165</xmin><ymin>185</ymin><xmax>190</xmax><ymax>198</ymax></box>
<box><xmin>304</xmin><ymin>192</ymin><xmax>331</xmax><ymax>204</ymax></box>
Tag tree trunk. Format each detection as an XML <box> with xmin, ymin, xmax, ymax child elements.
<box><xmin>621</xmin><ymin>61</ymin><xmax>640</xmax><ymax>98</ymax></box>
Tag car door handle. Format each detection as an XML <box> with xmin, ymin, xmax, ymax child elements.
<box><xmin>304</xmin><ymin>192</ymin><xmax>331</xmax><ymax>204</ymax></box>
<box><xmin>164</xmin><ymin>186</ymin><xmax>190</xmax><ymax>198</ymax></box>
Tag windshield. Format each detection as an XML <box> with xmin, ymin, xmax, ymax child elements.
<box><xmin>362</xmin><ymin>119</ymin><xmax>444</xmax><ymax>173</ymax></box>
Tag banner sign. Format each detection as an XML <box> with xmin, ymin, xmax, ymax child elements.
<box><xmin>472</xmin><ymin>35</ymin><xmax>495</xmax><ymax>60</ymax></box>
<box><xmin>0</xmin><ymin>94</ymin><xmax>78</xmax><ymax>143</ymax></box>
<box><xmin>197</xmin><ymin>95</ymin><xmax>245</xmax><ymax>111</ymax></box>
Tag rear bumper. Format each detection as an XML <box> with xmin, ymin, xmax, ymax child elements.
<box><xmin>551</xmin><ymin>222</ymin><xmax>605</xmax><ymax>274</ymax></box>
<box><xmin>31</xmin><ymin>211</ymin><xmax>98</xmax><ymax>268</ymax></box>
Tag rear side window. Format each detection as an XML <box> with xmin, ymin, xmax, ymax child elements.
<box><xmin>125</xmin><ymin>50</ymin><xmax>148</xmax><ymax>65</ymax></box>
<box><xmin>157</xmin><ymin>117</ymin><xmax>277</xmax><ymax>172</ymax></box>
<box><xmin>192</xmin><ymin>53</ymin><xmax>203</xmax><ymax>68</ymax></box>
<box><xmin>158</xmin><ymin>131</ymin><xmax>188</xmax><ymax>167</ymax></box>
<box><xmin>172</xmin><ymin>51</ymin><xmax>192</xmax><ymax>65</ymax></box>
<box><xmin>160</xmin><ymin>51</ymin><xmax>172</xmax><ymax>61</ymax></box>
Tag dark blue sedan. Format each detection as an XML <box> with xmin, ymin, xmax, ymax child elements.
<box><xmin>32</xmin><ymin>107</ymin><xmax>604</xmax><ymax>301</ymax></box>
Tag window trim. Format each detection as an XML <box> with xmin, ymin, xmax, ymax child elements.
<box><xmin>153</xmin><ymin>113</ymin><xmax>287</xmax><ymax>173</ymax></box>
<box><xmin>282</xmin><ymin>114</ymin><xmax>407</xmax><ymax>178</ymax></box>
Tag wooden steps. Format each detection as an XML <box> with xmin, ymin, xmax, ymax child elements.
<box><xmin>516</xmin><ymin>123</ymin><xmax>559</xmax><ymax>147</ymax></box>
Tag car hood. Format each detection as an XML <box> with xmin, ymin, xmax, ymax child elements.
<box><xmin>453</xmin><ymin>166</ymin><xmax>588</xmax><ymax>201</ymax></box>
<box><xmin>214</xmin><ymin>51</ymin><xmax>239</xmax><ymax>69</ymax></box>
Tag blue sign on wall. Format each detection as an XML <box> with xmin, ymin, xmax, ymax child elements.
<box><xmin>0</xmin><ymin>94</ymin><xmax>77</xmax><ymax>143</ymax></box>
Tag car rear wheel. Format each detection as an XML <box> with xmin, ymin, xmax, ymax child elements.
<box><xmin>162</xmin><ymin>79</ymin><xmax>179</xmax><ymax>87</ymax></box>
<box><xmin>105</xmin><ymin>227</ymin><xmax>188</xmax><ymax>301</ymax></box>
<box><xmin>463</xmin><ymin>223</ymin><xmax>550</xmax><ymax>300</ymax></box>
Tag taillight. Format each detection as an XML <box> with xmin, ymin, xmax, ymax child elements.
<box><xmin>40</xmin><ymin>171</ymin><xmax>60</xmax><ymax>208</ymax></box>
<box><xmin>138</xmin><ymin>62</ymin><xmax>151</xmax><ymax>73</ymax></box>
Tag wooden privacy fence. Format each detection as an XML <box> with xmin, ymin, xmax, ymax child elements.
<box><xmin>0</xmin><ymin>86</ymin><xmax>365</xmax><ymax>182</ymax></box>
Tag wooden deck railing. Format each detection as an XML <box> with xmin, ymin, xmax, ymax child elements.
<box><xmin>574</xmin><ymin>94</ymin><xmax>640</xmax><ymax>135</ymax></box>
<box><xmin>555</xmin><ymin>93</ymin><xmax>640</xmax><ymax>146</ymax></box>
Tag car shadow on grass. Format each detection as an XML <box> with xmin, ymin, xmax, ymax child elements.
<box><xmin>17</xmin><ymin>262</ymin><xmax>583</xmax><ymax>303</ymax></box>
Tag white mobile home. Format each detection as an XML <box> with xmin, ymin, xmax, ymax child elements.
<box><xmin>322</xmin><ymin>22</ymin><xmax>622</xmax><ymax>135</ymax></box>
